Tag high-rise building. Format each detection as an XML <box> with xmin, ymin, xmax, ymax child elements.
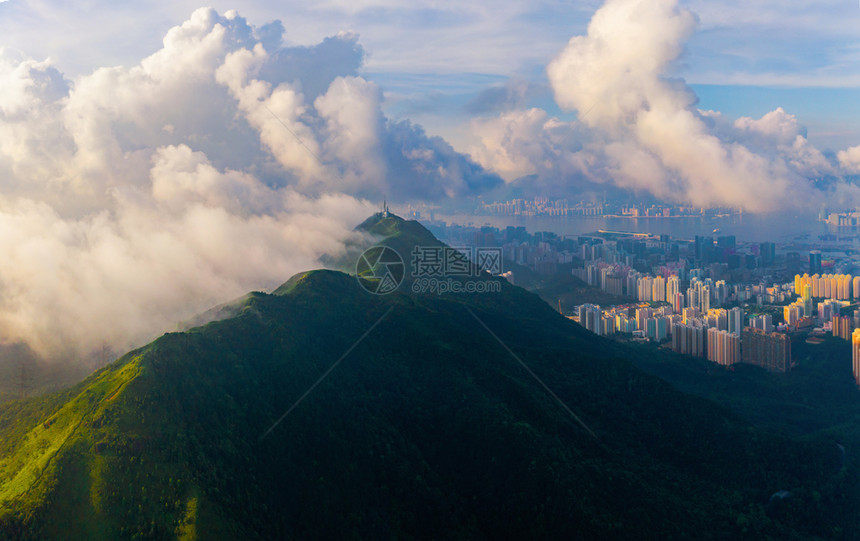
<box><xmin>686</xmin><ymin>286</ymin><xmax>698</xmax><ymax>312</ymax></box>
<box><xmin>728</xmin><ymin>307</ymin><xmax>744</xmax><ymax>336</ymax></box>
<box><xmin>646</xmin><ymin>317</ymin><xmax>669</xmax><ymax>341</ymax></box>
<box><xmin>707</xmin><ymin>327</ymin><xmax>739</xmax><ymax>366</ymax></box>
<box><xmin>656</xmin><ymin>317</ymin><xmax>668</xmax><ymax>341</ymax></box>
<box><xmin>683</xmin><ymin>307</ymin><xmax>699</xmax><ymax>324</ymax></box>
<box><xmin>637</xmin><ymin>276</ymin><xmax>653</xmax><ymax>302</ymax></box>
<box><xmin>759</xmin><ymin>242</ymin><xmax>775</xmax><ymax>265</ymax></box>
<box><xmin>748</xmin><ymin>314</ymin><xmax>773</xmax><ymax>333</ymax></box>
<box><xmin>742</xmin><ymin>327</ymin><xmax>791</xmax><ymax>373</ymax></box>
<box><xmin>714</xmin><ymin>280</ymin><xmax>728</xmax><ymax>307</ymax></box>
<box><xmin>601</xmin><ymin>314</ymin><xmax>615</xmax><ymax>336</ymax></box>
<box><xmin>818</xmin><ymin>299</ymin><xmax>840</xmax><ymax>325</ymax></box>
<box><xmin>794</xmin><ymin>273</ymin><xmax>806</xmax><ymax>296</ymax></box>
<box><xmin>671</xmin><ymin>323</ymin><xmax>682</xmax><ymax>352</ymax></box>
<box><xmin>784</xmin><ymin>303</ymin><xmax>803</xmax><ymax>326</ymax></box>
<box><xmin>636</xmin><ymin>307</ymin><xmax>653</xmax><ymax>331</ymax></box>
<box><xmin>833</xmin><ymin>314</ymin><xmax>854</xmax><ymax>341</ymax></box>
<box><xmin>626</xmin><ymin>271</ymin><xmax>640</xmax><ymax>298</ymax></box>
<box><xmin>603</xmin><ymin>275</ymin><xmax>624</xmax><ymax>297</ymax></box>
<box><xmin>802</xmin><ymin>284</ymin><xmax>813</xmax><ymax>317</ymax></box>
<box><xmin>706</xmin><ymin>308</ymin><xmax>728</xmax><ymax>332</ymax></box>
<box><xmin>839</xmin><ymin>274</ymin><xmax>852</xmax><ymax>300</ymax></box>
<box><xmin>673</xmin><ymin>322</ymin><xmax>706</xmax><ymax>358</ymax></box>
<box><xmin>667</xmin><ymin>275</ymin><xmax>680</xmax><ymax>301</ymax></box>
<box><xmin>853</xmin><ymin>329</ymin><xmax>860</xmax><ymax>388</ymax></box>
<box><xmin>695</xmin><ymin>236</ymin><xmax>711</xmax><ymax>263</ymax></box>
<box><xmin>672</xmin><ymin>292</ymin><xmax>685</xmax><ymax>314</ymax></box>
<box><xmin>585</xmin><ymin>264</ymin><xmax>600</xmax><ymax>287</ymax></box>
<box><xmin>652</xmin><ymin>276</ymin><xmax>666</xmax><ymax>302</ymax></box>
<box><xmin>809</xmin><ymin>250</ymin><xmax>822</xmax><ymax>274</ymax></box>
<box><xmin>578</xmin><ymin>304</ymin><xmax>602</xmax><ymax>335</ymax></box>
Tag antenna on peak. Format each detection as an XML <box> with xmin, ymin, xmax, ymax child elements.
<box><xmin>383</xmin><ymin>196</ymin><xmax>389</xmax><ymax>217</ymax></box>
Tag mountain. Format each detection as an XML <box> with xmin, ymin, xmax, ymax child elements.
<box><xmin>0</xmin><ymin>214</ymin><xmax>856</xmax><ymax>540</ymax></box>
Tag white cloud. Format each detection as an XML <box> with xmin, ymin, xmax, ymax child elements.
<box><xmin>315</xmin><ymin>76</ymin><xmax>387</xmax><ymax>190</ymax></box>
<box><xmin>468</xmin><ymin>108</ymin><xmax>583</xmax><ymax>182</ymax></box>
<box><xmin>0</xmin><ymin>7</ymin><xmax>499</xmax><ymax>360</ymax></box>
<box><xmin>466</xmin><ymin>0</ymin><xmax>858</xmax><ymax>211</ymax></box>
<box><xmin>735</xmin><ymin>108</ymin><xmax>804</xmax><ymax>145</ymax></box>
<box><xmin>837</xmin><ymin>146</ymin><xmax>860</xmax><ymax>174</ymax></box>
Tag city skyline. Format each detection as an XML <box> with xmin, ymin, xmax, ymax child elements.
<box><xmin>431</xmin><ymin>213</ymin><xmax>859</xmax><ymax>380</ymax></box>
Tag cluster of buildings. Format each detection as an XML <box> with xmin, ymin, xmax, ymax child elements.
<box><xmin>742</xmin><ymin>328</ymin><xmax>792</xmax><ymax>373</ymax></box>
<box><xmin>793</xmin><ymin>272</ymin><xmax>856</xmax><ymax>300</ymax></box>
<box><xmin>617</xmin><ymin>205</ymin><xmax>740</xmax><ymax>218</ymax></box>
<box><xmin>425</xmin><ymin>223</ymin><xmax>581</xmax><ymax>279</ymax></box>
<box><xmin>784</xmin><ymin>273</ymin><xmax>860</xmax><ymax>335</ymax></box>
<box><xmin>572</xmin><ymin>233</ymin><xmax>786</xmax><ymax>300</ymax></box>
<box><xmin>577</xmin><ymin>301</ymin><xmax>790</xmax><ymax>372</ymax></box>
<box><xmin>789</xmin><ymin>273</ymin><xmax>860</xmax><ymax>388</ymax></box>
<box><xmin>477</xmin><ymin>197</ymin><xmax>743</xmax><ymax>220</ymax></box>
<box><xmin>569</xmin><ymin>240</ymin><xmax>819</xmax><ymax>375</ymax></box>
<box><xmin>426</xmin><ymin>220</ymin><xmax>789</xmax><ymax>293</ymax></box>
<box><xmin>480</xmin><ymin>198</ymin><xmax>604</xmax><ymax>217</ymax></box>
<box><xmin>575</xmin><ymin>259</ymin><xmax>794</xmax><ymax>311</ymax></box>
<box><xmin>423</xmin><ymin>214</ymin><xmax>860</xmax><ymax>388</ymax></box>
<box><xmin>823</xmin><ymin>210</ymin><xmax>860</xmax><ymax>229</ymax></box>
<box><xmin>577</xmin><ymin>302</ymin><xmax>675</xmax><ymax>341</ymax></box>
<box><xmin>580</xmin><ymin>268</ymin><xmax>860</xmax><ymax>382</ymax></box>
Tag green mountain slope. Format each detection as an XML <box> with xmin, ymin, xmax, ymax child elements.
<box><xmin>0</xmin><ymin>214</ymin><xmax>856</xmax><ymax>540</ymax></box>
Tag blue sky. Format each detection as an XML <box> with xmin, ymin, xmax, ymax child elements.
<box><xmin>2</xmin><ymin>0</ymin><xmax>859</xmax><ymax>151</ymax></box>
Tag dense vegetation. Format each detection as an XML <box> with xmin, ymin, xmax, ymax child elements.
<box><xmin>0</xmin><ymin>214</ymin><xmax>856</xmax><ymax>539</ymax></box>
<box><xmin>630</xmin><ymin>334</ymin><xmax>860</xmax><ymax>450</ymax></box>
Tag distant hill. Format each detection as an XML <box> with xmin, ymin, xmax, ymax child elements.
<box><xmin>0</xmin><ymin>214</ymin><xmax>856</xmax><ymax>540</ymax></box>
<box><xmin>0</xmin><ymin>344</ymin><xmax>97</xmax><ymax>404</ymax></box>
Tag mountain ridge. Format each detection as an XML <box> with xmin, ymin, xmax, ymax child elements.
<box><xmin>0</xmin><ymin>213</ymin><xmax>855</xmax><ymax>540</ymax></box>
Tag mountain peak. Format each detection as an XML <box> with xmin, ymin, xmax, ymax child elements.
<box><xmin>271</xmin><ymin>269</ymin><xmax>355</xmax><ymax>297</ymax></box>
<box><xmin>356</xmin><ymin>212</ymin><xmax>440</xmax><ymax>248</ymax></box>
<box><xmin>318</xmin><ymin>212</ymin><xmax>443</xmax><ymax>281</ymax></box>
<box><xmin>356</xmin><ymin>211</ymin><xmax>408</xmax><ymax>236</ymax></box>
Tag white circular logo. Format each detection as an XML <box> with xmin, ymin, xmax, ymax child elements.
<box><xmin>355</xmin><ymin>246</ymin><xmax>405</xmax><ymax>295</ymax></box>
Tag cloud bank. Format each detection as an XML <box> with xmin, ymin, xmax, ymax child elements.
<box><xmin>0</xmin><ymin>7</ymin><xmax>499</xmax><ymax>360</ymax></box>
<box><xmin>468</xmin><ymin>0</ymin><xmax>860</xmax><ymax>211</ymax></box>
